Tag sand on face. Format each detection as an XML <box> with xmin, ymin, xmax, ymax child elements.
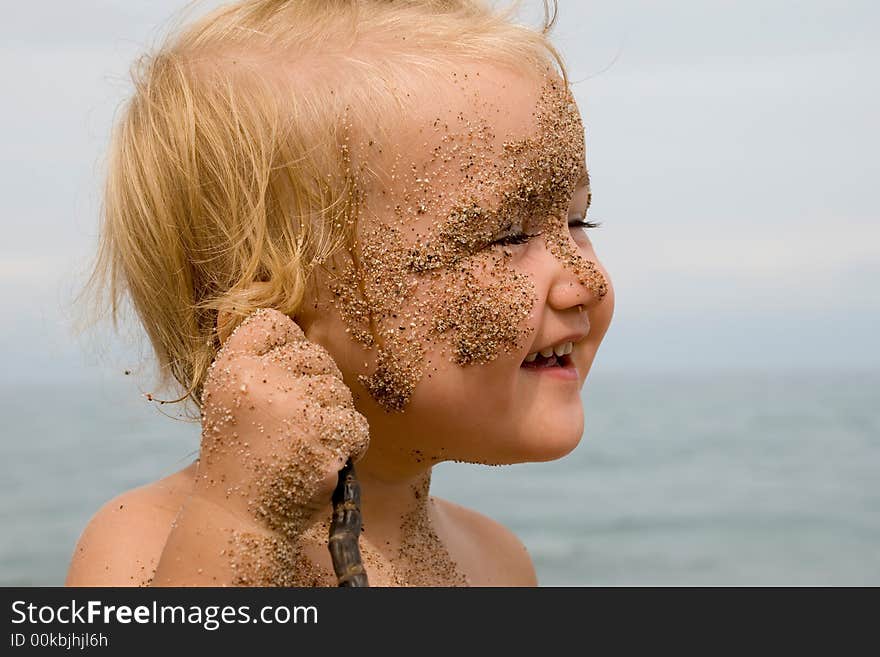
<box><xmin>184</xmin><ymin>65</ymin><xmax>607</xmax><ymax>587</ymax></box>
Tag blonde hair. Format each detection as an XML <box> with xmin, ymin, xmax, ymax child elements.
<box><xmin>85</xmin><ymin>0</ymin><xmax>566</xmax><ymax>410</ymax></box>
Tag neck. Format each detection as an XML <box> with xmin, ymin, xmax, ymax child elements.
<box><xmin>345</xmin><ymin>440</ymin><xmax>469</xmax><ymax>586</ymax></box>
<box><xmin>353</xmin><ymin>444</ymin><xmax>434</xmax><ymax>542</ymax></box>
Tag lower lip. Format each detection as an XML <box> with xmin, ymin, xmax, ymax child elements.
<box><xmin>520</xmin><ymin>356</ymin><xmax>579</xmax><ymax>381</ymax></box>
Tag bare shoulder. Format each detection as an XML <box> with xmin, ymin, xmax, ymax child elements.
<box><xmin>65</xmin><ymin>463</ymin><xmax>197</xmax><ymax>587</ymax></box>
<box><xmin>432</xmin><ymin>496</ymin><xmax>537</xmax><ymax>587</ymax></box>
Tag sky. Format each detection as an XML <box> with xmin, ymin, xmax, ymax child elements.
<box><xmin>1</xmin><ymin>0</ymin><xmax>878</xmax><ymax>385</ymax></box>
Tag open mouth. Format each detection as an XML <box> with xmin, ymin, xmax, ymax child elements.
<box><xmin>520</xmin><ymin>353</ymin><xmax>574</xmax><ymax>369</ymax></box>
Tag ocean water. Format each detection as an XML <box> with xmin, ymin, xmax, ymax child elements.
<box><xmin>1</xmin><ymin>370</ymin><xmax>877</xmax><ymax>586</ymax></box>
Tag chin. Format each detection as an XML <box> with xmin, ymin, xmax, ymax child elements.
<box><xmin>520</xmin><ymin>415</ymin><xmax>584</xmax><ymax>463</ymax></box>
<box><xmin>519</xmin><ymin>393</ymin><xmax>586</xmax><ymax>460</ymax></box>
<box><xmin>458</xmin><ymin>408</ymin><xmax>585</xmax><ymax>466</ymax></box>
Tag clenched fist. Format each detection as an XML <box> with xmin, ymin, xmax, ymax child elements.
<box><xmin>152</xmin><ymin>309</ymin><xmax>370</xmax><ymax>586</ymax></box>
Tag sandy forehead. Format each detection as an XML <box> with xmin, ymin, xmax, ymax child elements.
<box><xmin>350</xmin><ymin>62</ymin><xmax>574</xmax><ymax>232</ymax></box>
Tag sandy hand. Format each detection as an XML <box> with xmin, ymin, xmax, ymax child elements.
<box><xmin>193</xmin><ymin>308</ymin><xmax>370</xmax><ymax>532</ymax></box>
<box><xmin>151</xmin><ymin>308</ymin><xmax>369</xmax><ymax>586</ymax></box>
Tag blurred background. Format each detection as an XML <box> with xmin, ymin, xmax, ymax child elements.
<box><xmin>1</xmin><ymin>1</ymin><xmax>877</xmax><ymax>585</ymax></box>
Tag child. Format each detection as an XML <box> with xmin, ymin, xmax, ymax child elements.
<box><xmin>66</xmin><ymin>0</ymin><xmax>615</xmax><ymax>586</ymax></box>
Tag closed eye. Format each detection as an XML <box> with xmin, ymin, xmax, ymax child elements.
<box><xmin>491</xmin><ymin>231</ymin><xmax>541</xmax><ymax>247</ymax></box>
<box><xmin>489</xmin><ymin>217</ymin><xmax>600</xmax><ymax>248</ymax></box>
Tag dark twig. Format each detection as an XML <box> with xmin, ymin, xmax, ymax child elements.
<box><xmin>328</xmin><ymin>458</ymin><xmax>369</xmax><ymax>587</ymax></box>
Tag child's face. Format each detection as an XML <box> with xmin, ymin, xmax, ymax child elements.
<box><xmin>298</xmin><ymin>63</ymin><xmax>614</xmax><ymax>468</ymax></box>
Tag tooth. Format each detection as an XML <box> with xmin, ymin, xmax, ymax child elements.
<box><xmin>524</xmin><ymin>352</ymin><xmax>538</xmax><ymax>362</ymax></box>
<box><xmin>539</xmin><ymin>347</ymin><xmax>554</xmax><ymax>358</ymax></box>
<box><xmin>553</xmin><ymin>343</ymin><xmax>566</xmax><ymax>357</ymax></box>
<box><xmin>564</xmin><ymin>342</ymin><xmax>573</xmax><ymax>355</ymax></box>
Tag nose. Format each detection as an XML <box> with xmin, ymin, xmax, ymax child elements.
<box><xmin>544</xmin><ymin>231</ymin><xmax>610</xmax><ymax>314</ymax></box>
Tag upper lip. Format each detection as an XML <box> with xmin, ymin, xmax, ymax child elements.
<box><xmin>524</xmin><ymin>330</ymin><xmax>590</xmax><ymax>360</ymax></box>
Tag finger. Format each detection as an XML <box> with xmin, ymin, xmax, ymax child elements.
<box><xmin>210</xmin><ymin>345</ymin><xmax>342</xmax><ymax>403</ymax></box>
<box><xmin>312</xmin><ymin>405</ymin><xmax>370</xmax><ymax>464</ymax></box>
<box><xmin>262</xmin><ymin>342</ymin><xmax>344</xmax><ymax>381</ymax></box>
<box><xmin>201</xmin><ymin>356</ymin><xmax>353</xmax><ymax>447</ymax></box>
<box><xmin>221</xmin><ymin>308</ymin><xmax>305</xmax><ymax>357</ymax></box>
<box><xmin>343</xmin><ymin>409</ymin><xmax>371</xmax><ymax>464</ymax></box>
<box><xmin>275</xmin><ymin>373</ymin><xmax>351</xmax><ymax>408</ymax></box>
<box><xmin>251</xmin><ymin>439</ymin><xmax>341</xmax><ymax>520</ymax></box>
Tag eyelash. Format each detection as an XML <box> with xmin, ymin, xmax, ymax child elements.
<box><xmin>492</xmin><ymin>232</ymin><xmax>536</xmax><ymax>246</ymax></box>
<box><xmin>491</xmin><ymin>218</ymin><xmax>600</xmax><ymax>247</ymax></box>
<box><xmin>569</xmin><ymin>218</ymin><xmax>601</xmax><ymax>230</ymax></box>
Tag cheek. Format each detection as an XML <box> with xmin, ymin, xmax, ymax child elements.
<box><xmin>429</xmin><ymin>253</ymin><xmax>536</xmax><ymax>366</ymax></box>
<box><xmin>333</xmin><ymin>222</ymin><xmax>540</xmax><ymax>413</ymax></box>
<box><xmin>401</xmin><ymin>353</ymin><xmax>585</xmax><ymax>465</ymax></box>
<box><xmin>365</xmin><ymin>253</ymin><xmax>537</xmax><ymax>414</ymax></box>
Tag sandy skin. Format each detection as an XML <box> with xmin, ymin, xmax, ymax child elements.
<box><xmin>67</xmin><ymin>313</ymin><xmax>532</xmax><ymax>587</ymax></box>
<box><xmin>66</xmin><ymin>63</ymin><xmax>614</xmax><ymax>587</ymax></box>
